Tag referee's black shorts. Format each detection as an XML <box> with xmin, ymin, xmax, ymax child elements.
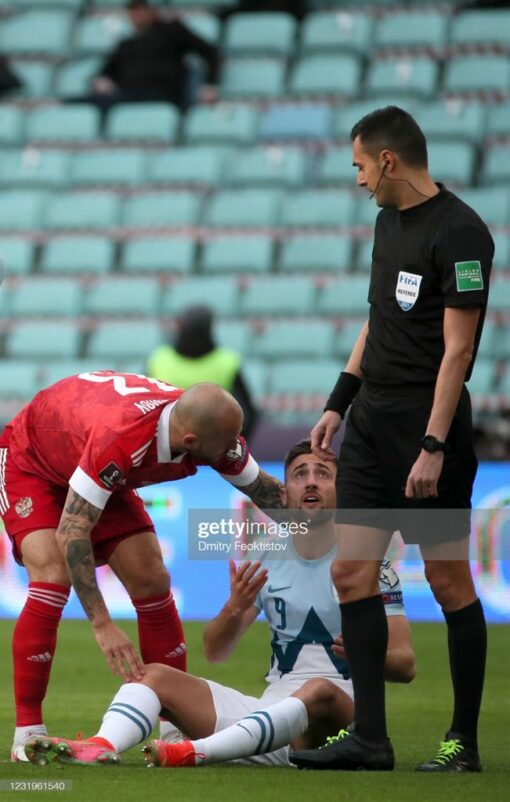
<box><xmin>336</xmin><ymin>382</ymin><xmax>478</xmax><ymax>544</ymax></box>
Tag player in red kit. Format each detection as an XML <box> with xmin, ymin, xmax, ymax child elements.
<box><xmin>0</xmin><ymin>372</ymin><xmax>282</xmax><ymax>762</ymax></box>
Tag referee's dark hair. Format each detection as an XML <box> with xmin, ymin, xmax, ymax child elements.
<box><xmin>284</xmin><ymin>439</ymin><xmax>338</xmax><ymax>474</ymax></box>
<box><xmin>351</xmin><ymin>106</ymin><xmax>428</xmax><ymax>169</ymax></box>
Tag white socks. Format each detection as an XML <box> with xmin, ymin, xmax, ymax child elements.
<box><xmin>191</xmin><ymin>697</ymin><xmax>308</xmax><ymax>765</ymax></box>
<box><xmin>96</xmin><ymin>683</ymin><xmax>161</xmax><ymax>752</ymax></box>
<box><xmin>13</xmin><ymin>724</ymin><xmax>47</xmax><ymax>746</ymax></box>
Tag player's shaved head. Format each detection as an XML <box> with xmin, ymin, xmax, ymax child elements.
<box><xmin>174</xmin><ymin>383</ymin><xmax>242</xmax><ymax>435</ymax></box>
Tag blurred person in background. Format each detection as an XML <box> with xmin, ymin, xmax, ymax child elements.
<box><xmin>147</xmin><ymin>305</ymin><xmax>259</xmax><ymax>440</ymax></box>
<box><xmin>0</xmin><ymin>54</ymin><xmax>23</xmax><ymax>98</ymax></box>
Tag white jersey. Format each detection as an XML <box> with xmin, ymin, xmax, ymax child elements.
<box><xmin>255</xmin><ymin>543</ymin><xmax>405</xmax><ymax>685</ymax></box>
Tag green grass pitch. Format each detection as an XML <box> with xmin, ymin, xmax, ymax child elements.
<box><xmin>0</xmin><ymin>620</ymin><xmax>508</xmax><ymax>802</ymax></box>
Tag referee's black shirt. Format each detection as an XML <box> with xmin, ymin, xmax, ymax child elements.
<box><xmin>361</xmin><ymin>184</ymin><xmax>494</xmax><ymax>388</ymax></box>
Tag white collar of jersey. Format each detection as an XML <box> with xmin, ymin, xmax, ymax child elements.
<box><xmin>157</xmin><ymin>402</ymin><xmax>185</xmax><ymax>464</ymax></box>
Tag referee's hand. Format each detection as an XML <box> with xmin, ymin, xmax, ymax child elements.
<box><xmin>310</xmin><ymin>411</ymin><xmax>341</xmax><ymax>460</ymax></box>
<box><xmin>405</xmin><ymin>451</ymin><xmax>444</xmax><ymax>499</ymax></box>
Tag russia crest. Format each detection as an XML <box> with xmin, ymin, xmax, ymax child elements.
<box><xmin>395</xmin><ymin>270</ymin><xmax>423</xmax><ymax>311</ymax></box>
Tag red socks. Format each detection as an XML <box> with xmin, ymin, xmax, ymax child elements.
<box><xmin>13</xmin><ymin>582</ymin><xmax>69</xmax><ymax>726</ymax></box>
<box><xmin>132</xmin><ymin>592</ymin><xmax>186</xmax><ymax>672</ymax></box>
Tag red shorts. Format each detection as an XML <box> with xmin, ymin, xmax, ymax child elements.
<box><xmin>0</xmin><ymin>447</ymin><xmax>155</xmax><ymax>566</ymax></box>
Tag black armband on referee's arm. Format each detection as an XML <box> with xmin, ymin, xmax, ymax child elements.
<box><xmin>324</xmin><ymin>372</ymin><xmax>362</xmax><ymax>417</ymax></box>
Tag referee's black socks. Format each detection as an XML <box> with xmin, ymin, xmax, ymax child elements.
<box><xmin>340</xmin><ymin>594</ymin><xmax>388</xmax><ymax>742</ymax></box>
<box><xmin>443</xmin><ymin>598</ymin><xmax>487</xmax><ymax>750</ymax></box>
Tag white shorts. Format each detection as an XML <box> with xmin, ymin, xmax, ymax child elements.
<box><xmin>205</xmin><ymin>675</ymin><xmax>354</xmax><ymax>768</ymax></box>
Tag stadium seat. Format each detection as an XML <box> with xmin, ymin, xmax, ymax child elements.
<box><xmin>355</xmin><ymin>197</ymin><xmax>380</xmax><ymax>228</ymax></box>
<box><xmin>498</xmin><ymin>368</ymin><xmax>510</xmax><ymax>399</ymax></box>
<box><xmin>42</xmin><ymin>359</ymin><xmax>114</xmax><ymax>388</ymax></box>
<box><xmin>317</xmin><ymin>146</ymin><xmax>356</xmax><ymax>186</ymax></box>
<box><xmin>106</xmin><ymin>103</ymin><xmax>180</xmax><ymax>142</ymax></box>
<box><xmin>122</xmin><ymin>191</ymin><xmax>202</xmax><ymax>228</ymax></box>
<box><xmin>162</xmin><ymin>277</ymin><xmax>239</xmax><ymax>317</ymax></box>
<box><xmin>204</xmin><ymin>189</ymin><xmax>282</xmax><ymax>228</ymax></box>
<box><xmin>333</xmin><ymin>99</ymin><xmax>416</xmax><ymax>140</ymax></box>
<box><xmin>458</xmin><ymin>187</ymin><xmax>510</xmax><ymax>227</ymax></box>
<box><xmin>0</xmin><ymin>190</ymin><xmax>46</xmax><ymax>230</ymax></box>
<box><xmin>146</xmin><ymin>147</ymin><xmax>229</xmax><ymax>187</ymax></box>
<box><xmin>301</xmin><ymin>12</ymin><xmax>373</xmax><ymax>57</ymax></box>
<box><xmin>69</xmin><ymin>149</ymin><xmax>147</xmax><ymax>187</ymax></box>
<box><xmin>252</xmin><ymin>320</ymin><xmax>335</xmax><ymax>358</ymax></box>
<box><xmin>279</xmin><ymin>234</ymin><xmax>352</xmax><ymax>272</ymax></box>
<box><xmin>6</xmin><ymin>321</ymin><xmax>81</xmax><ymax>359</ymax></box>
<box><xmin>428</xmin><ymin>142</ymin><xmax>474</xmax><ymax>186</ymax></box>
<box><xmin>184</xmin><ymin>104</ymin><xmax>259</xmax><ymax>146</ymax></box>
<box><xmin>25</xmin><ymin>104</ymin><xmax>99</xmax><ymax>143</ymax></box>
<box><xmin>486</xmin><ymin>105</ymin><xmax>510</xmax><ymax>139</ymax></box>
<box><xmin>54</xmin><ymin>58</ymin><xmax>101</xmax><ymax>97</ymax></box>
<box><xmin>269</xmin><ymin>359</ymin><xmax>339</xmax><ymax>395</ymax></box>
<box><xmin>281</xmin><ymin>189</ymin><xmax>355</xmax><ymax>228</ymax></box>
<box><xmin>121</xmin><ymin>237</ymin><xmax>195</xmax><ymax>274</ymax></box>
<box><xmin>481</xmin><ymin>146</ymin><xmax>510</xmax><ymax>186</ymax></box>
<box><xmin>226</xmin><ymin>147</ymin><xmax>307</xmax><ymax>188</ymax></box>
<box><xmin>242</xmin><ymin>358</ymin><xmax>268</xmax><ymax>401</ymax></box>
<box><xmin>201</xmin><ymin>236</ymin><xmax>273</xmax><ymax>273</ymax></box>
<box><xmin>468</xmin><ymin>359</ymin><xmax>496</xmax><ymax>396</ymax></box>
<box><xmin>492</xmin><ymin>232</ymin><xmax>510</xmax><ymax>272</ymax></box>
<box><xmin>335</xmin><ymin>319</ymin><xmax>365</xmax><ymax>358</ymax></box>
<box><xmin>15</xmin><ymin>0</ymin><xmax>83</xmax><ymax>7</ymax></box>
<box><xmin>365</xmin><ymin>58</ymin><xmax>439</xmax><ymax>99</ymax></box>
<box><xmin>220</xmin><ymin>59</ymin><xmax>286</xmax><ymax>100</ymax></box>
<box><xmin>450</xmin><ymin>10</ymin><xmax>510</xmax><ymax>49</ymax></box>
<box><xmin>87</xmin><ymin>321</ymin><xmax>162</xmax><ymax>360</ymax></box>
<box><xmin>84</xmin><ymin>277</ymin><xmax>160</xmax><ymax>316</ymax></box>
<box><xmin>444</xmin><ymin>56</ymin><xmax>510</xmax><ymax>94</ymax></box>
<box><xmin>259</xmin><ymin>103</ymin><xmax>332</xmax><ymax>141</ymax></box>
<box><xmin>356</xmin><ymin>239</ymin><xmax>373</xmax><ymax>272</ymax></box>
<box><xmin>0</xmin><ymin>11</ymin><xmax>73</xmax><ymax>57</ymax></box>
<box><xmin>169</xmin><ymin>0</ymin><xmax>234</xmax><ymax>8</ymax></box>
<box><xmin>374</xmin><ymin>12</ymin><xmax>448</xmax><ymax>51</ymax></box>
<box><xmin>240</xmin><ymin>277</ymin><xmax>316</xmax><ymax>316</ymax></box>
<box><xmin>0</xmin><ymin>149</ymin><xmax>70</xmax><ymax>189</ymax></box>
<box><xmin>0</xmin><ymin>362</ymin><xmax>40</xmax><ymax>400</ymax></box>
<box><xmin>41</xmin><ymin>236</ymin><xmax>115</xmax><ymax>274</ymax></box>
<box><xmin>290</xmin><ymin>55</ymin><xmax>361</xmax><ymax>98</ymax></box>
<box><xmin>0</xmin><ymin>106</ymin><xmax>25</xmax><ymax>146</ymax></box>
<box><xmin>215</xmin><ymin>319</ymin><xmax>252</xmax><ymax>354</ymax></box>
<box><xmin>8</xmin><ymin>277</ymin><xmax>82</xmax><ymax>317</ymax></box>
<box><xmin>317</xmin><ymin>276</ymin><xmax>369</xmax><ymax>315</ymax></box>
<box><xmin>487</xmin><ymin>279</ymin><xmax>510</xmax><ymax>312</ymax></box>
<box><xmin>414</xmin><ymin>100</ymin><xmax>486</xmax><ymax>144</ymax></box>
<box><xmin>477</xmin><ymin>319</ymin><xmax>497</xmax><ymax>359</ymax></box>
<box><xmin>0</xmin><ymin>237</ymin><xmax>34</xmax><ymax>275</ymax></box>
<box><xmin>224</xmin><ymin>13</ymin><xmax>297</xmax><ymax>57</ymax></box>
<box><xmin>11</xmin><ymin>60</ymin><xmax>54</xmax><ymax>98</ymax></box>
<box><xmin>74</xmin><ymin>13</ymin><xmax>131</xmax><ymax>56</ymax></box>
<box><xmin>181</xmin><ymin>13</ymin><xmax>220</xmax><ymax>44</ymax></box>
<box><xmin>44</xmin><ymin>191</ymin><xmax>121</xmax><ymax>230</ymax></box>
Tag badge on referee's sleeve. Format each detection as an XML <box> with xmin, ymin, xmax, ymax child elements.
<box><xmin>455</xmin><ymin>261</ymin><xmax>484</xmax><ymax>292</ymax></box>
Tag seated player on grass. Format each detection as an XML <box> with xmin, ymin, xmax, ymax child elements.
<box><xmin>26</xmin><ymin>440</ymin><xmax>415</xmax><ymax>768</ymax></box>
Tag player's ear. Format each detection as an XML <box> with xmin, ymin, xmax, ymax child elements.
<box><xmin>182</xmin><ymin>432</ymin><xmax>199</xmax><ymax>450</ymax></box>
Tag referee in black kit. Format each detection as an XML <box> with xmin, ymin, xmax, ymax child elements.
<box><xmin>290</xmin><ymin>107</ymin><xmax>494</xmax><ymax>772</ymax></box>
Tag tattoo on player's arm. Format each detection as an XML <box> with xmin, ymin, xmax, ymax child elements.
<box><xmin>242</xmin><ymin>469</ymin><xmax>285</xmax><ymax>515</ymax></box>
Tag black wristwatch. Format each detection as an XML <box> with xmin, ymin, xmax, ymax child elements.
<box><xmin>421</xmin><ymin>435</ymin><xmax>449</xmax><ymax>454</ymax></box>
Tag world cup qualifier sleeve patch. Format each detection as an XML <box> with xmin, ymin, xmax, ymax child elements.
<box><xmin>98</xmin><ymin>462</ymin><xmax>125</xmax><ymax>489</ymax></box>
<box><xmin>455</xmin><ymin>261</ymin><xmax>484</xmax><ymax>292</ymax></box>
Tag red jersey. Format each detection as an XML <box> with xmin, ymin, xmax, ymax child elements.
<box><xmin>1</xmin><ymin>371</ymin><xmax>259</xmax><ymax>510</ymax></box>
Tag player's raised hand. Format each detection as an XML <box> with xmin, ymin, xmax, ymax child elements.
<box><xmin>228</xmin><ymin>560</ymin><xmax>268</xmax><ymax>613</ymax></box>
<box><xmin>92</xmin><ymin>620</ymin><xmax>145</xmax><ymax>682</ymax></box>
<box><xmin>310</xmin><ymin>411</ymin><xmax>341</xmax><ymax>460</ymax></box>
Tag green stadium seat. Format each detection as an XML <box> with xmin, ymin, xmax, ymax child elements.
<box><xmin>0</xmin><ymin>362</ymin><xmax>40</xmax><ymax>399</ymax></box>
<box><xmin>0</xmin><ymin>106</ymin><xmax>25</xmax><ymax>145</ymax></box>
<box><xmin>490</xmin><ymin>328</ymin><xmax>510</xmax><ymax>360</ymax></box>
<box><xmin>355</xmin><ymin>197</ymin><xmax>379</xmax><ymax>228</ymax></box>
<box><xmin>444</xmin><ymin>56</ymin><xmax>510</xmax><ymax>94</ymax></box>
<box><xmin>54</xmin><ymin>58</ymin><xmax>101</xmax><ymax>97</ymax></box>
<box><xmin>477</xmin><ymin>319</ymin><xmax>497</xmax><ymax>359</ymax></box>
<box><xmin>184</xmin><ymin>104</ymin><xmax>259</xmax><ymax>146</ymax></box>
<box><xmin>42</xmin><ymin>359</ymin><xmax>113</xmax><ymax>388</ymax></box>
<box><xmin>9</xmin><ymin>277</ymin><xmax>82</xmax><ymax>317</ymax></box>
<box><xmin>169</xmin><ymin>0</ymin><xmax>234</xmax><ymax>9</ymax></box>
<box><xmin>162</xmin><ymin>276</ymin><xmax>239</xmax><ymax>316</ymax></box>
<box><xmin>121</xmin><ymin>237</ymin><xmax>195</xmax><ymax>274</ymax></box>
<box><xmin>85</xmin><ymin>277</ymin><xmax>160</xmax><ymax>316</ymax></box>
<box><xmin>259</xmin><ymin>103</ymin><xmax>332</xmax><ymax>141</ymax></box>
<box><xmin>220</xmin><ymin>59</ymin><xmax>286</xmax><ymax>100</ymax></box>
<box><xmin>11</xmin><ymin>60</ymin><xmax>54</xmax><ymax>97</ymax></box>
<box><xmin>481</xmin><ymin>146</ymin><xmax>510</xmax><ymax>186</ymax></box>
<box><xmin>333</xmin><ymin>99</ymin><xmax>416</xmax><ymax>140</ymax></box>
<box><xmin>365</xmin><ymin>58</ymin><xmax>439</xmax><ymax>99</ymax></box>
<box><xmin>74</xmin><ymin>13</ymin><xmax>131</xmax><ymax>56</ymax></box>
<box><xmin>224</xmin><ymin>13</ymin><xmax>296</xmax><ymax>57</ymax></box>
<box><xmin>450</xmin><ymin>11</ymin><xmax>510</xmax><ymax>49</ymax></box>
<box><xmin>122</xmin><ymin>192</ymin><xmax>202</xmax><ymax>228</ymax></box>
<box><xmin>0</xmin><ymin>11</ymin><xmax>73</xmax><ymax>56</ymax></box>
<box><xmin>240</xmin><ymin>277</ymin><xmax>316</xmax><ymax>316</ymax></box>
<box><xmin>201</xmin><ymin>236</ymin><xmax>273</xmax><ymax>273</ymax></box>
<box><xmin>205</xmin><ymin>189</ymin><xmax>282</xmax><ymax>228</ymax></box>
<box><xmin>87</xmin><ymin>321</ymin><xmax>162</xmax><ymax>360</ymax></box>
<box><xmin>492</xmin><ymin>233</ymin><xmax>510</xmax><ymax>272</ymax></box>
<box><xmin>226</xmin><ymin>147</ymin><xmax>307</xmax><ymax>188</ymax></box>
<box><xmin>25</xmin><ymin>105</ymin><xmax>100</xmax><ymax>143</ymax></box>
<box><xmin>41</xmin><ymin>236</ymin><xmax>115</xmax><ymax>274</ymax></box>
<box><xmin>458</xmin><ymin>188</ymin><xmax>510</xmax><ymax>227</ymax></box>
<box><xmin>106</xmin><ymin>103</ymin><xmax>180</xmax><ymax>142</ymax></box>
<box><xmin>497</xmin><ymin>367</ymin><xmax>510</xmax><ymax>398</ymax></box>
<box><xmin>335</xmin><ymin>319</ymin><xmax>365</xmax><ymax>358</ymax></box>
<box><xmin>242</xmin><ymin>358</ymin><xmax>268</xmax><ymax>401</ymax></box>
<box><xmin>6</xmin><ymin>321</ymin><xmax>81</xmax><ymax>359</ymax></box>
<box><xmin>428</xmin><ymin>142</ymin><xmax>474</xmax><ymax>185</ymax></box>
<box><xmin>317</xmin><ymin>146</ymin><xmax>355</xmax><ymax>186</ymax></box>
<box><xmin>181</xmin><ymin>13</ymin><xmax>220</xmax><ymax>44</ymax></box>
<box><xmin>487</xmin><ymin>279</ymin><xmax>510</xmax><ymax>312</ymax></box>
<box><xmin>301</xmin><ymin>12</ymin><xmax>373</xmax><ymax>57</ymax></box>
<box><xmin>44</xmin><ymin>191</ymin><xmax>121</xmax><ymax>230</ymax></box>
<box><xmin>468</xmin><ymin>359</ymin><xmax>496</xmax><ymax>396</ymax></box>
<box><xmin>269</xmin><ymin>359</ymin><xmax>339</xmax><ymax>395</ymax></box>
<box><xmin>414</xmin><ymin>101</ymin><xmax>486</xmax><ymax>144</ymax></box>
<box><xmin>252</xmin><ymin>320</ymin><xmax>335</xmax><ymax>358</ymax></box>
<box><xmin>215</xmin><ymin>319</ymin><xmax>252</xmax><ymax>354</ymax></box>
<box><xmin>0</xmin><ymin>190</ymin><xmax>46</xmax><ymax>230</ymax></box>
<box><xmin>279</xmin><ymin>234</ymin><xmax>352</xmax><ymax>272</ymax></box>
<box><xmin>290</xmin><ymin>55</ymin><xmax>361</xmax><ymax>98</ymax></box>
<box><xmin>281</xmin><ymin>189</ymin><xmax>355</xmax><ymax>228</ymax></box>
<box><xmin>92</xmin><ymin>0</ymin><xmax>165</xmax><ymax>6</ymax></box>
<box><xmin>356</xmin><ymin>239</ymin><xmax>373</xmax><ymax>272</ymax></box>
<box><xmin>69</xmin><ymin>149</ymin><xmax>147</xmax><ymax>187</ymax></box>
<box><xmin>16</xmin><ymin>0</ymin><xmax>83</xmax><ymax>7</ymax></box>
<box><xmin>486</xmin><ymin>105</ymin><xmax>510</xmax><ymax>138</ymax></box>
<box><xmin>0</xmin><ymin>237</ymin><xmax>34</xmax><ymax>275</ymax></box>
<box><xmin>317</xmin><ymin>276</ymin><xmax>369</xmax><ymax>315</ymax></box>
<box><xmin>374</xmin><ymin>12</ymin><xmax>448</xmax><ymax>51</ymax></box>
<box><xmin>0</xmin><ymin>149</ymin><xmax>70</xmax><ymax>189</ymax></box>
<box><xmin>147</xmin><ymin>147</ymin><xmax>229</xmax><ymax>187</ymax></box>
